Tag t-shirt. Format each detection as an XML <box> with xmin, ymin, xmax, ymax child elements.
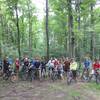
<box><xmin>53</xmin><ymin>60</ymin><xmax>59</xmax><ymax>67</ymax></box>
<box><xmin>3</xmin><ymin>60</ymin><xmax>10</xmax><ymax>70</ymax></box>
<box><xmin>15</xmin><ymin>61</ymin><xmax>20</xmax><ymax>67</ymax></box>
<box><xmin>31</xmin><ymin>60</ymin><xmax>36</xmax><ymax>66</ymax></box>
<box><xmin>64</xmin><ymin>61</ymin><xmax>70</xmax><ymax>71</ymax></box>
<box><xmin>41</xmin><ymin>61</ymin><xmax>46</xmax><ymax>68</ymax></box>
<box><xmin>84</xmin><ymin>60</ymin><xmax>91</xmax><ymax>68</ymax></box>
<box><xmin>34</xmin><ymin>61</ymin><xmax>40</xmax><ymax>68</ymax></box>
<box><xmin>24</xmin><ymin>61</ymin><xmax>29</xmax><ymax>66</ymax></box>
<box><xmin>70</xmin><ymin>62</ymin><xmax>78</xmax><ymax>70</ymax></box>
<box><xmin>8</xmin><ymin>58</ymin><xmax>13</xmax><ymax>65</ymax></box>
<box><xmin>93</xmin><ymin>62</ymin><xmax>100</xmax><ymax>70</ymax></box>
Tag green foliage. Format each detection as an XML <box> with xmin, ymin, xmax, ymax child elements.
<box><xmin>0</xmin><ymin>0</ymin><xmax>100</xmax><ymax>58</ymax></box>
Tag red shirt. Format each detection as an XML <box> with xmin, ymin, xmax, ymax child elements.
<box><xmin>54</xmin><ymin>60</ymin><xmax>59</xmax><ymax>67</ymax></box>
<box><xmin>15</xmin><ymin>60</ymin><xmax>20</xmax><ymax>70</ymax></box>
<box><xmin>93</xmin><ymin>62</ymin><xmax>100</xmax><ymax>70</ymax></box>
<box><xmin>99</xmin><ymin>63</ymin><xmax>100</xmax><ymax>68</ymax></box>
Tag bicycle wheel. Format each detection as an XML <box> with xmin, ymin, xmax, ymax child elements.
<box><xmin>96</xmin><ymin>75</ymin><xmax>100</xmax><ymax>84</ymax></box>
<box><xmin>3</xmin><ymin>71</ymin><xmax>10</xmax><ymax>80</ymax></box>
<box><xmin>66</xmin><ymin>71</ymin><xmax>72</xmax><ymax>85</ymax></box>
<box><xmin>51</xmin><ymin>72</ymin><xmax>57</xmax><ymax>81</ymax></box>
<box><xmin>10</xmin><ymin>75</ymin><xmax>17</xmax><ymax>82</ymax></box>
<box><xmin>30</xmin><ymin>70</ymin><xmax>35</xmax><ymax>81</ymax></box>
<box><xmin>51</xmin><ymin>72</ymin><xmax>55</xmax><ymax>81</ymax></box>
<box><xmin>67</xmin><ymin>77</ymin><xmax>71</xmax><ymax>85</ymax></box>
<box><xmin>3</xmin><ymin>75</ymin><xmax>9</xmax><ymax>80</ymax></box>
<box><xmin>67</xmin><ymin>73</ymin><xmax>71</xmax><ymax>85</ymax></box>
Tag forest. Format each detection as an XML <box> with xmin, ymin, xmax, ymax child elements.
<box><xmin>1</xmin><ymin>1</ymin><xmax>100</xmax><ymax>100</ymax></box>
<box><xmin>0</xmin><ymin>0</ymin><xmax>100</xmax><ymax>60</ymax></box>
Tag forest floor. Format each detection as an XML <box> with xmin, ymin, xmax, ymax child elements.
<box><xmin>0</xmin><ymin>78</ymin><xmax>100</xmax><ymax>100</ymax></box>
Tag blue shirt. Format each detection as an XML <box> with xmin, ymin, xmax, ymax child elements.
<box><xmin>31</xmin><ymin>60</ymin><xmax>36</xmax><ymax>65</ymax></box>
<box><xmin>84</xmin><ymin>60</ymin><xmax>91</xmax><ymax>68</ymax></box>
<box><xmin>8</xmin><ymin>58</ymin><xmax>13</xmax><ymax>65</ymax></box>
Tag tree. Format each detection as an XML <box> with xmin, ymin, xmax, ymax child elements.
<box><xmin>67</xmin><ymin>0</ymin><xmax>75</xmax><ymax>57</ymax></box>
<box><xmin>46</xmin><ymin>0</ymin><xmax>50</xmax><ymax>60</ymax></box>
<box><xmin>15</xmin><ymin>1</ymin><xmax>21</xmax><ymax>60</ymax></box>
<box><xmin>0</xmin><ymin>0</ymin><xmax>100</xmax><ymax>59</ymax></box>
<box><xmin>90</xmin><ymin>2</ymin><xmax>95</xmax><ymax>59</ymax></box>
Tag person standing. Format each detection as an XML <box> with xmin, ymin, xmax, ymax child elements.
<box><xmin>15</xmin><ymin>58</ymin><xmax>20</xmax><ymax>73</ymax></box>
<box><xmin>3</xmin><ymin>57</ymin><xmax>10</xmax><ymax>74</ymax></box>
<box><xmin>81</xmin><ymin>57</ymin><xmax>92</xmax><ymax>80</ymax></box>
<box><xmin>15</xmin><ymin>58</ymin><xmax>20</xmax><ymax>80</ymax></box>
<box><xmin>70</xmin><ymin>58</ymin><xmax>78</xmax><ymax>82</ymax></box>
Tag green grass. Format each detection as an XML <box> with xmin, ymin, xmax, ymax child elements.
<box><xmin>69</xmin><ymin>91</ymin><xmax>80</xmax><ymax>97</ymax></box>
<box><xmin>88</xmin><ymin>83</ymin><xmax>100</xmax><ymax>90</ymax></box>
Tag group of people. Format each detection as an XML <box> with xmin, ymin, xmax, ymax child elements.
<box><xmin>0</xmin><ymin>57</ymin><xmax>48</xmax><ymax>81</ymax></box>
<box><xmin>0</xmin><ymin>56</ymin><xmax>100</xmax><ymax>83</ymax></box>
<box><xmin>46</xmin><ymin>57</ymin><xmax>100</xmax><ymax>82</ymax></box>
<box><xmin>47</xmin><ymin>57</ymin><xmax>78</xmax><ymax>81</ymax></box>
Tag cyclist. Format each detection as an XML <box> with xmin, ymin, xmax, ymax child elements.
<box><xmin>63</xmin><ymin>57</ymin><xmax>70</xmax><ymax>74</ymax></box>
<box><xmin>93</xmin><ymin>59</ymin><xmax>100</xmax><ymax>71</ymax></box>
<box><xmin>34</xmin><ymin>58</ymin><xmax>41</xmax><ymax>79</ymax></box>
<box><xmin>15</xmin><ymin>58</ymin><xmax>20</xmax><ymax>73</ymax></box>
<box><xmin>23</xmin><ymin>57</ymin><xmax>30</xmax><ymax>67</ymax></box>
<box><xmin>30</xmin><ymin>58</ymin><xmax>36</xmax><ymax>69</ymax></box>
<box><xmin>90</xmin><ymin>59</ymin><xmax>100</xmax><ymax>77</ymax></box>
<box><xmin>81</xmin><ymin>57</ymin><xmax>92</xmax><ymax>80</ymax></box>
<box><xmin>46</xmin><ymin>58</ymin><xmax>54</xmax><ymax>77</ymax></box>
<box><xmin>40</xmin><ymin>58</ymin><xmax>46</xmax><ymax>78</ymax></box>
<box><xmin>3</xmin><ymin>57</ymin><xmax>10</xmax><ymax>74</ymax></box>
<box><xmin>28</xmin><ymin>58</ymin><xmax>37</xmax><ymax>81</ymax></box>
<box><xmin>89</xmin><ymin>59</ymin><xmax>100</xmax><ymax>83</ymax></box>
<box><xmin>21</xmin><ymin>57</ymin><xmax>30</xmax><ymax>80</ymax></box>
<box><xmin>3</xmin><ymin>57</ymin><xmax>14</xmax><ymax>80</ymax></box>
<box><xmin>57</xmin><ymin>59</ymin><xmax>64</xmax><ymax>80</ymax></box>
<box><xmin>70</xmin><ymin>58</ymin><xmax>78</xmax><ymax>82</ymax></box>
<box><xmin>53</xmin><ymin>58</ymin><xmax>59</xmax><ymax>71</ymax></box>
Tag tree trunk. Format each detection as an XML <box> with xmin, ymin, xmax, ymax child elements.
<box><xmin>0</xmin><ymin>7</ymin><xmax>2</xmax><ymax>58</ymax></box>
<box><xmin>15</xmin><ymin>4</ymin><xmax>21</xmax><ymax>60</ymax></box>
<box><xmin>27</xmin><ymin>0</ymin><xmax>32</xmax><ymax>57</ymax></box>
<box><xmin>64</xmin><ymin>32</ymin><xmax>68</xmax><ymax>56</ymax></box>
<box><xmin>67</xmin><ymin>0</ymin><xmax>75</xmax><ymax>58</ymax></box>
<box><xmin>75</xmin><ymin>0</ymin><xmax>81</xmax><ymax>58</ymax></box>
<box><xmin>46</xmin><ymin>0</ymin><xmax>50</xmax><ymax>60</ymax></box>
<box><xmin>90</xmin><ymin>3</ymin><xmax>95</xmax><ymax>60</ymax></box>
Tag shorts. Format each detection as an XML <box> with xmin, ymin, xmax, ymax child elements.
<box><xmin>65</xmin><ymin>69</ymin><xmax>70</xmax><ymax>73</ymax></box>
<box><xmin>71</xmin><ymin>70</ymin><xmax>77</xmax><ymax>78</ymax></box>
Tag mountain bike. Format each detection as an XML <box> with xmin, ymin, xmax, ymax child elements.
<box><xmin>51</xmin><ymin>68</ymin><xmax>58</xmax><ymax>81</ymax></box>
<box><xmin>67</xmin><ymin>70</ymin><xmax>73</xmax><ymax>85</ymax></box>
<box><xmin>81</xmin><ymin>68</ymin><xmax>90</xmax><ymax>82</ymax></box>
<box><xmin>3</xmin><ymin>67</ymin><xmax>17</xmax><ymax>82</ymax></box>
<box><xmin>89</xmin><ymin>69</ymin><xmax>100</xmax><ymax>84</ymax></box>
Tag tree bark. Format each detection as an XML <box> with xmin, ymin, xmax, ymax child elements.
<box><xmin>0</xmin><ymin>7</ymin><xmax>2</xmax><ymax>58</ymax></box>
<box><xmin>27</xmin><ymin>0</ymin><xmax>32</xmax><ymax>57</ymax></box>
<box><xmin>46</xmin><ymin>0</ymin><xmax>50</xmax><ymax>60</ymax></box>
<box><xmin>90</xmin><ymin>3</ymin><xmax>95</xmax><ymax>60</ymax></box>
<box><xmin>15</xmin><ymin>4</ymin><xmax>21</xmax><ymax>60</ymax></box>
<box><xmin>75</xmin><ymin>0</ymin><xmax>81</xmax><ymax>58</ymax></box>
<box><xmin>67</xmin><ymin>0</ymin><xmax>75</xmax><ymax>58</ymax></box>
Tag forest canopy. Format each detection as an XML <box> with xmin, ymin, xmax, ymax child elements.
<box><xmin>0</xmin><ymin>0</ymin><xmax>100</xmax><ymax>60</ymax></box>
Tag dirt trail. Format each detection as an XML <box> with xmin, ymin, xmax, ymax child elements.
<box><xmin>0</xmin><ymin>80</ymin><xmax>100</xmax><ymax>100</ymax></box>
